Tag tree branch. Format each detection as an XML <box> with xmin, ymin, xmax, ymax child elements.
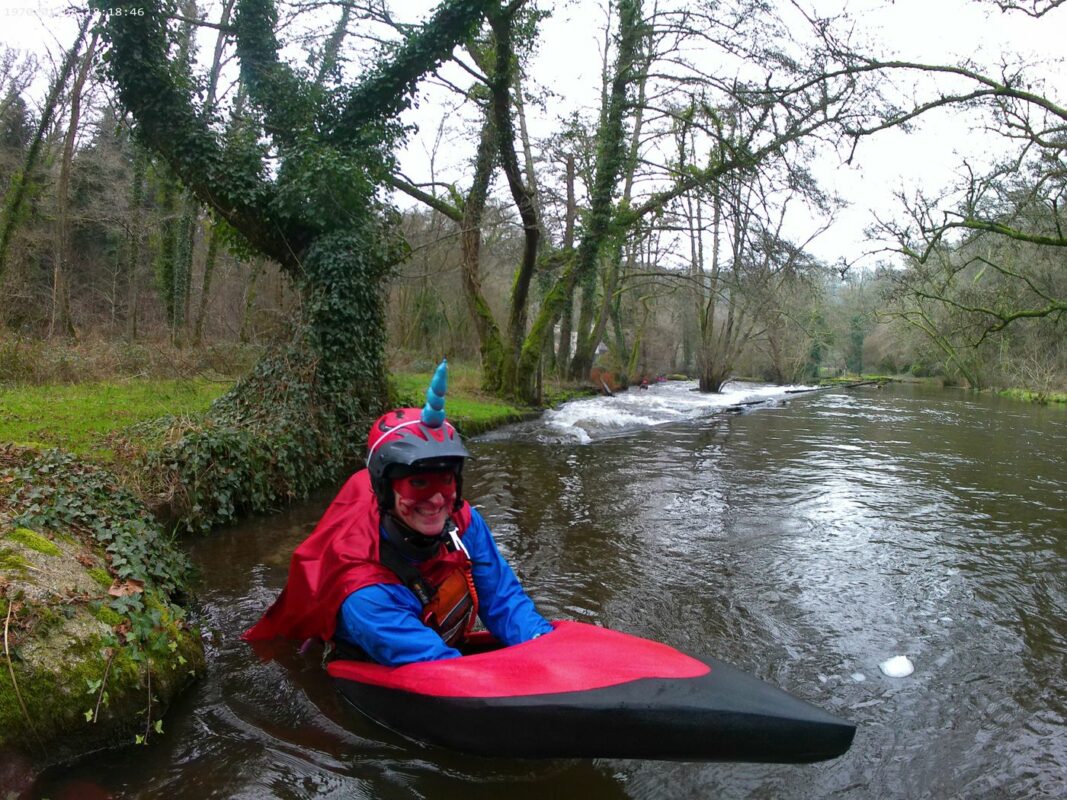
<box><xmin>386</xmin><ymin>174</ymin><xmax>462</xmax><ymax>221</ymax></box>
<box><xmin>96</xmin><ymin>0</ymin><xmax>301</xmax><ymax>267</ymax></box>
<box><xmin>328</xmin><ymin>0</ymin><xmax>494</xmax><ymax>141</ymax></box>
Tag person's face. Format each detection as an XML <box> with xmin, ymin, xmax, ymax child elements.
<box><xmin>392</xmin><ymin>469</ymin><xmax>457</xmax><ymax>535</ymax></box>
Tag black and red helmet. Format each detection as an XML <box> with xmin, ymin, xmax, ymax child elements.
<box><xmin>366</xmin><ymin>361</ymin><xmax>469</xmax><ymax>510</ymax></box>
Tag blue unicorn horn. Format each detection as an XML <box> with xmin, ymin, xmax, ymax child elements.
<box><xmin>421</xmin><ymin>359</ymin><xmax>448</xmax><ymax>427</ymax></box>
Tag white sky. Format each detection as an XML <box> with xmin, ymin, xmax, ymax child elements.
<box><xmin>481</xmin><ymin>0</ymin><xmax>1065</xmax><ymax>269</ymax></box>
<box><xmin>0</xmin><ymin>0</ymin><xmax>1062</xmax><ymax>269</ymax></box>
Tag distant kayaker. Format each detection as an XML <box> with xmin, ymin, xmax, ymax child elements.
<box><xmin>243</xmin><ymin>360</ymin><xmax>552</xmax><ymax>666</ymax></box>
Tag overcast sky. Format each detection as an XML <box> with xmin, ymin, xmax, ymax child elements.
<box><xmin>0</xmin><ymin>0</ymin><xmax>1061</xmax><ymax>268</ymax></box>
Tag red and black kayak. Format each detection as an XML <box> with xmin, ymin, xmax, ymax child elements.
<box><xmin>327</xmin><ymin>621</ymin><xmax>856</xmax><ymax>762</ymax></box>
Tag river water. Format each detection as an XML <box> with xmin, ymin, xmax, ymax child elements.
<box><xmin>34</xmin><ymin>382</ymin><xmax>1066</xmax><ymax>799</ymax></box>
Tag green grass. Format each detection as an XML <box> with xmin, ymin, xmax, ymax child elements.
<box><xmin>0</xmin><ymin>365</ymin><xmax>541</xmax><ymax>466</ymax></box>
<box><xmin>998</xmin><ymin>388</ymin><xmax>1067</xmax><ymax>405</ymax></box>
<box><xmin>391</xmin><ymin>365</ymin><xmax>532</xmax><ymax>433</ymax></box>
<box><xmin>0</xmin><ymin>378</ymin><xmax>232</xmax><ymax>461</ymax></box>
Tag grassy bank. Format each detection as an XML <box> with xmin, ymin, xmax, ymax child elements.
<box><xmin>817</xmin><ymin>372</ymin><xmax>1066</xmax><ymax>405</ymax></box>
<box><xmin>0</xmin><ymin>379</ymin><xmax>233</xmax><ymax>462</ymax></box>
<box><xmin>998</xmin><ymin>388</ymin><xmax>1067</xmax><ymax>405</ymax></box>
<box><xmin>391</xmin><ymin>363</ymin><xmax>538</xmax><ymax>434</ymax></box>
<box><xmin>0</xmin><ymin>365</ymin><xmax>539</xmax><ymax>467</ymax></box>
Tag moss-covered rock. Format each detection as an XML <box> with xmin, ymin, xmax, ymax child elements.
<box><xmin>5</xmin><ymin>528</ymin><xmax>62</xmax><ymax>557</ymax></box>
<box><xmin>0</xmin><ymin>601</ymin><xmax>203</xmax><ymax>764</ymax></box>
<box><xmin>0</xmin><ymin>546</ymin><xmax>28</xmax><ymax>576</ymax></box>
<box><xmin>0</xmin><ymin>445</ymin><xmax>204</xmax><ymax>767</ymax></box>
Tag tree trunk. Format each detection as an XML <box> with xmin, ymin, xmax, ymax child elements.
<box><xmin>49</xmin><ymin>28</ymin><xmax>99</xmax><ymax>340</ymax></box>
<box><xmin>316</xmin><ymin>1</ymin><xmax>351</xmax><ymax>85</ymax></box>
<box><xmin>156</xmin><ymin>178</ymin><xmax>180</xmax><ymax>326</ymax></box>
<box><xmin>486</xmin><ymin>9</ymin><xmax>542</xmax><ymax>399</ymax></box>
<box><xmin>239</xmin><ymin>259</ymin><xmax>262</xmax><ymax>344</ymax></box>
<box><xmin>513</xmin><ymin>70</ymin><xmax>549</xmax><ymax>248</ymax></box>
<box><xmin>192</xmin><ymin>221</ymin><xmax>218</xmax><ymax>346</ymax></box>
<box><xmin>567</xmin><ymin>0</ymin><xmax>647</xmax><ymax>379</ymax></box>
<box><xmin>125</xmin><ymin>147</ymin><xmax>146</xmax><ymax>341</ymax></box>
<box><xmin>459</xmin><ymin>114</ymin><xmax>505</xmax><ymax>390</ymax></box>
<box><xmin>556</xmin><ymin>154</ymin><xmax>577</xmax><ymax>368</ymax></box>
<box><xmin>171</xmin><ymin>192</ymin><xmax>197</xmax><ymax>346</ymax></box>
<box><xmin>696</xmin><ymin>180</ymin><xmax>725</xmax><ymax>392</ymax></box>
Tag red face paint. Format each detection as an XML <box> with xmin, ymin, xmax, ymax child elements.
<box><xmin>393</xmin><ymin>470</ymin><xmax>457</xmax><ymax>505</ymax></box>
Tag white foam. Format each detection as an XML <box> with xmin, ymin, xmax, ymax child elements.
<box><xmin>879</xmin><ymin>655</ymin><xmax>915</xmax><ymax>678</ymax></box>
<box><xmin>540</xmin><ymin>380</ymin><xmax>813</xmax><ymax>442</ymax></box>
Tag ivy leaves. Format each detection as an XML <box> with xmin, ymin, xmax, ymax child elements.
<box><xmin>7</xmin><ymin>449</ymin><xmax>190</xmax><ymax>595</ymax></box>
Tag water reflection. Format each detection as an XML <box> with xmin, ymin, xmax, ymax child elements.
<box><xmin>34</xmin><ymin>382</ymin><xmax>1066</xmax><ymax>798</ymax></box>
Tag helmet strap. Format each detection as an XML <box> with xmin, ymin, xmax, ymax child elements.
<box><xmin>381</xmin><ymin>511</ymin><xmax>448</xmax><ymax>558</ymax></box>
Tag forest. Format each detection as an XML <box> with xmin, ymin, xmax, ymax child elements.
<box><xmin>0</xmin><ymin>0</ymin><xmax>1062</xmax><ymax>405</ymax></box>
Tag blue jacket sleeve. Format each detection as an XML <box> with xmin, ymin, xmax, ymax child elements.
<box><xmin>336</xmin><ymin>584</ymin><xmax>462</xmax><ymax>666</ymax></box>
<box><xmin>463</xmin><ymin>508</ymin><xmax>553</xmax><ymax>645</ymax></box>
<box><xmin>335</xmin><ymin>510</ymin><xmax>550</xmax><ymax>666</ymax></box>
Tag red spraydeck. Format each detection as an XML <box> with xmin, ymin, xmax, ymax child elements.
<box><xmin>327</xmin><ymin>621</ymin><xmax>708</xmax><ymax>697</ymax></box>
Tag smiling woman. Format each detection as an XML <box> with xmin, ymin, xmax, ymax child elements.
<box><xmin>243</xmin><ymin>360</ymin><xmax>553</xmax><ymax>666</ymax></box>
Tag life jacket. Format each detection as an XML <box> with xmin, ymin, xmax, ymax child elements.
<box><xmin>242</xmin><ymin>469</ymin><xmax>474</xmax><ymax>646</ymax></box>
<box><xmin>377</xmin><ymin>525</ymin><xmax>479</xmax><ymax>647</ymax></box>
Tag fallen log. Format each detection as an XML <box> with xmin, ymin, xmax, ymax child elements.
<box><xmin>785</xmin><ymin>380</ymin><xmax>885</xmax><ymax>394</ymax></box>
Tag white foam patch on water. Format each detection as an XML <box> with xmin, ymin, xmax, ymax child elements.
<box><xmin>540</xmin><ymin>380</ymin><xmax>814</xmax><ymax>443</ymax></box>
<box><xmin>880</xmin><ymin>655</ymin><xmax>915</xmax><ymax>677</ymax></box>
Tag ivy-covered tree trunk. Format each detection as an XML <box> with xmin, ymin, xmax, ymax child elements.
<box><xmin>459</xmin><ymin>114</ymin><xmax>506</xmax><ymax>392</ymax></box>
<box><xmin>192</xmin><ymin>222</ymin><xmax>218</xmax><ymax>346</ymax></box>
<box><xmin>479</xmin><ymin>0</ymin><xmax>643</xmax><ymax>401</ymax></box>
<box><xmin>171</xmin><ymin>192</ymin><xmax>197</xmax><ymax>345</ymax></box>
<box><xmin>564</xmin><ymin>0</ymin><xmax>644</xmax><ymax>381</ymax></box>
<box><xmin>153</xmin><ymin>177</ymin><xmax>179</xmax><ymax>327</ymax></box>
<box><xmin>487</xmin><ymin>8</ymin><xmax>542</xmax><ymax>399</ymax></box>
<box><xmin>96</xmin><ymin>0</ymin><xmax>492</xmax><ymax>530</ymax></box>
<box><xmin>124</xmin><ymin>145</ymin><xmax>146</xmax><ymax>340</ymax></box>
<box><xmin>556</xmin><ymin>154</ymin><xmax>577</xmax><ymax>368</ymax></box>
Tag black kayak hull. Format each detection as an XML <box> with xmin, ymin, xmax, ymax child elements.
<box><xmin>329</xmin><ymin>622</ymin><xmax>856</xmax><ymax>762</ymax></box>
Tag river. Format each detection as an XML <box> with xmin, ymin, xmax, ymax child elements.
<box><xmin>33</xmin><ymin>382</ymin><xmax>1066</xmax><ymax>799</ymax></box>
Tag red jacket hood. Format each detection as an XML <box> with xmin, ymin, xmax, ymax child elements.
<box><xmin>242</xmin><ymin>469</ymin><xmax>472</xmax><ymax>643</ymax></box>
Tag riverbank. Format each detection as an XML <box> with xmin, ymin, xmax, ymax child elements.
<box><xmin>818</xmin><ymin>373</ymin><xmax>1067</xmax><ymax>405</ymax></box>
<box><xmin>1</xmin><ymin>445</ymin><xmax>204</xmax><ymax>769</ymax></box>
<box><xmin>0</xmin><ymin>362</ymin><xmax>566</xmax><ymax>771</ymax></box>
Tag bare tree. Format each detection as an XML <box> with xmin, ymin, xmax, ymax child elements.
<box><xmin>0</xmin><ymin>14</ymin><xmax>92</xmax><ymax>279</ymax></box>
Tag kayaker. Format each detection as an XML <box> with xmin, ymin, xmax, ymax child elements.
<box><xmin>243</xmin><ymin>360</ymin><xmax>552</xmax><ymax>666</ymax></box>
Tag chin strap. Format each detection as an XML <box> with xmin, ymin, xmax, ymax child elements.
<box><xmin>447</xmin><ymin>526</ymin><xmax>470</xmax><ymax>558</ymax></box>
